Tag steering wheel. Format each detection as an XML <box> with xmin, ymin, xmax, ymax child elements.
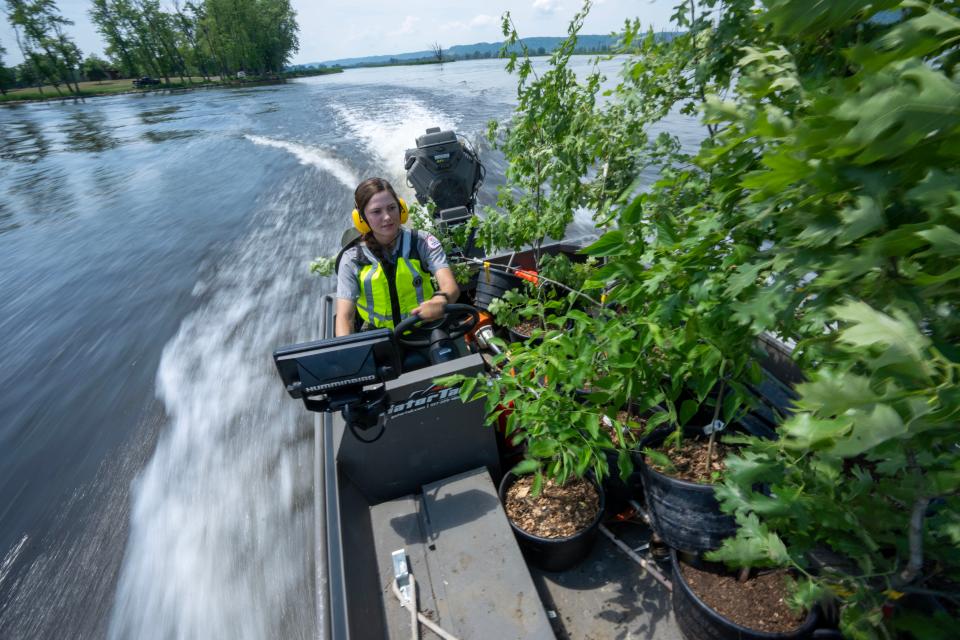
<box><xmin>393</xmin><ymin>303</ymin><xmax>480</xmax><ymax>348</ymax></box>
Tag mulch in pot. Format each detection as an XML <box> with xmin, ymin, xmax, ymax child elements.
<box><xmin>681</xmin><ymin>562</ymin><xmax>807</xmax><ymax>633</ymax></box>
<box><xmin>504</xmin><ymin>475</ymin><xmax>599</xmax><ymax>539</ymax></box>
<box><xmin>511</xmin><ymin>319</ymin><xmax>541</xmax><ymax>337</ymax></box>
<box><xmin>649</xmin><ymin>436</ymin><xmax>733</xmax><ymax>484</ymax></box>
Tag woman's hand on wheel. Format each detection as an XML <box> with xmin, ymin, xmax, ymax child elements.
<box><xmin>411</xmin><ymin>296</ymin><xmax>446</xmax><ymax>322</ymax></box>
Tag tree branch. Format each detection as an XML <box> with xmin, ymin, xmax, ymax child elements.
<box><xmin>893</xmin><ymin>494</ymin><xmax>931</xmax><ymax>590</ymax></box>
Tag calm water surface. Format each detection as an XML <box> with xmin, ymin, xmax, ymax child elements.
<box><xmin>0</xmin><ymin>58</ymin><xmax>702</xmax><ymax>638</ymax></box>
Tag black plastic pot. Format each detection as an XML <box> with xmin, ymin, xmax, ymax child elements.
<box><xmin>638</xmin><ymin>428</ymin><xmax>737</xmax><ymax>553</ymax></box>
<box><xmin>507</xmin><ymin>326</ymin><xmax>538</xmax><ymax>345</ymax></box>
<box><xmin>506</xmin><ymin>316</ymin><xmax>572</xmax><ymax>346</ymax></box>
<box><xmin>473</xmin><ymin>269</ymin><xmax>522</xmax><ymax>311</ymax></box>
<box><xmin>671</xmin><ymin>549</ymin><xmax>824</xmax><ymax>640</ymax></box>
<box><xmin>499</xmin><ymin>472</ymin><xmax>605</xmax><ymax>572</ymax></box>
<box><xmin>602</xmin><ymin>448</ymin><xmax>645</xmax><ymax>514</ymax></box>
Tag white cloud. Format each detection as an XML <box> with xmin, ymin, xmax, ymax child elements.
<box><xmin>470</xmin><ymin>14</ymin><xmax>497</xmax><ymax>28</ymax></box>
<box><xmin>532</xmin><ymin>0</ymin><xmax>561</xmax><ymax>14</ymax></box>
<box><xmin>397</xmin><ymin>15</ymin><xmax>420</xmax><ymax>35</ymax></box>
<box><xmin>439</xmin><ymin>14</ymin><xmax>498</xmax><ymax>32</ymax></box>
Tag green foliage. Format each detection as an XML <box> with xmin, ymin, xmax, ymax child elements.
<box><xmin>407</xmin><ymin>201</ymin><xmax>476</xmax><ymax>285</ymax></box>
<box><xmin>442</xmin><ymin>305</ymin><xmax>635</xmax><ymax>490</ymax></box>
<box><xmin>477</xmin><ymin>0</ymin><xmax>646</xmax><ymax>263</ymax></box>
<box><xmin>537</xmin><ymin>253</ymin><xmax>599</xmax><ymax>295</ymax></box>
<box><xmin>88</xmin><ymin>0</ymin><xmax>299</xmax><ymax>81</ymax></box>
<box><xmin>464</xmin><ymin>0</ymin><xmax>960</xmax><ymax>636</ymax></box>
<box><xmin>308</xmin><ymin>255</ymin><xmax>335</xmax><ymax>277</ymax></box>
<box><xmin>81</xmin><ymin>53</ymin><xmax>110</xmax><ymax>82</ymax></box>
<box><xmin>6</xmin><ymin>0</ymin><xmax>84</xmax><ymax>94</ymax></box>
<box><xmin>0</xmin><ymin>41</ymin><xmax>14</xmax><ymax>94</ymax></box>
<box><xmin>656</xmin><ymin>1</ymin><xmax>960</xmax><ymax>636</ymax></box>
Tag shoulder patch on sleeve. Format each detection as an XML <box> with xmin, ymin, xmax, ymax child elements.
<box><xmin>426</xmin><ymin>234</ymin><xmax>442</xmax><ymax>250</ymax></box>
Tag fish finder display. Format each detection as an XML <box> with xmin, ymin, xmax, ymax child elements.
<box><xmin>273</xmin><ymin>329</ymin><xmax>400</xmax><ymax>411</ymax></box>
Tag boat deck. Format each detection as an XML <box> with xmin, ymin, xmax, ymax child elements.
<box><xmin>529</xmin><ymin>520</ymin><xmax>682</xmax><ymax>640</ymax></box>
<box><xmin>360</xmin><ymin>464</ymin><xmax>682</xmax><ymax>640</ymax></box>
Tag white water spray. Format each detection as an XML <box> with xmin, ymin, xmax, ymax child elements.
<box><xmin>245</xmin><ymin>134</ymin><xmax>359</xmax><ymax>189</ymax></box>
<box><xmin>331</xmin><ymin>98</ymin><xmax>460</xmax><ymax>196</ymax></box>
<box><xmin>109</xmin><ymin>166</ymin><xmax>337</xmax><ymax>640</ymax></box>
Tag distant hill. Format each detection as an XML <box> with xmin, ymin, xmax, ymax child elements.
<box><xmin>293</xmin><ymin>34</ymin><xmax>678</xmax><ymax>70</ymax></box>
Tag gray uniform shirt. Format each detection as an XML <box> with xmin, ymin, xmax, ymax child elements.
<box><xmin>336</xmin><ymin>228</ymin><xmax>449</xmax><ymax>302</ymax></box>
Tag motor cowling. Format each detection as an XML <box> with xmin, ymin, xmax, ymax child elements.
<box><xmin>404</xmin><ymin>128</ymin><xmax>483</xmax><ymax>212</ymax></box>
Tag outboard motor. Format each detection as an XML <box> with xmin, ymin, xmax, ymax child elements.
<box><xmin>404</xmin><ymin>128</ymin><xmax>484</xmax><ymax>228</ymax></box>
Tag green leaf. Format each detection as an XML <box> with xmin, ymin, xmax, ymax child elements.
<box><xmin>617</xmin><ymin>449</ymin><xmax>633</xmax><ymax>481</ymax></box>
<box><xmin>642</xmin><ymin>447</ymin><xmax>674</xmax><ymax>473</ymax></box>
<box><xmin>528</xmin><ymin>438</ymin><xmax>559</xmax><ymax>459</ymax></box>
<box><xmin>916</xmin><ymin>225</ymin><xmax>960</xmax><ymax>257</ymax></box>
<box><xmin>620</xmin><ymin>194</ymin><xmax>644</xmax><ymax>225</ymax></box>
<box><xmin>706</xmin><ymin>512</ymin><xmax>789</xmax><ymax>568</ymax></box>
<box><xmin>832</xmin><ymin>301</ymin><xmax>931</xmax><ymax>374</ymax></box>
<box><xmin>763</xmin><ymin>0</ymin><xmax>899</xmax><ymax>37</ymax></box>
<box><xmin>725</xmin><ymin>261</ymin><xmax>767</xmax><ymax>297</ymax></box>
<box><xmin>531</xmin><ymin>472</ymin><xmax>544</xmax><ymax>497</ymax></box>
<box><xmin>849</xmin><ymin>1</ymin><xmax>960</xmax><ymax>71</ymax></box>
<box><xmin>906</xmin><ymin>170</ymin><xmax>960</xmax><ymax>219</ymax></box>
<box><xmin>829</xmin><ymin>404</ymin><xmax>907</xmax><ymax>457</ymax></box>
<box><xmin>575</xmin><ymin>446</ymin><xmax>592</xmax><ymax>477</ymax></box>
<box><xmin>679</xmin><ymin>399</ymin><xmax>699</xmax><ymax>427</ymax></box>
<box><xmin>511</xmin><ymin>459</ymin><xmax>540</xmax><ymax>475</ymax></box>
<box><xmin>646</xmin><ymin>411</ymin><xmax>671</xmax><ymax>430</ymax></box>
<box><xmin>583</xmin><ymin>412</ymin><xmax>600</xmax><ymax>439</ymax></box>
<box><xmin>831</xmin><ymin>61</ymin><xmax>960</xmax><ymax>164</ymax></box>
<box><xmin>722</xmin><ymin>451</ymin><xmax>778</xmax><ymax>487</ymax></box>
<box><xmin>794</xmin><ymin>369</ymin><xmax>876</xmax><ymax>415</ymax></box>
<box><xmin>458</xmin><ymin>376</ymin><xmax>478</xmax><ymax>403</ymax></box>
<box><xmin>582</xmin><ymin>230</ymin><xmax>626</xmax><ymax>257</ymax></box>
<box><xmin>837</xmin><ymin>196</ymin><xmax>884</xmax><ymax>245</ymax></box>
<box><xmin>780</xmin><ymin>413</ymin><xmax>854</xmax><ymax>450</ymax></box>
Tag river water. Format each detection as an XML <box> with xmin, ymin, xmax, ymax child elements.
<box><xmin>0</xmin><ymin>57</ymin><xmax>702</xmax><ymax>638</ymax></box>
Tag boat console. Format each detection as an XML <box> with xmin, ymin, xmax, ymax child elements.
<box><xmin>270</xmin><ymin>294</ymin><xmax>554</xmax><ymax>640</ymax></box>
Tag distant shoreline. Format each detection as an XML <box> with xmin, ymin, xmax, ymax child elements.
<box><xmin>345</xmin><ymin>50</ymin><xmax>618</xmax><ymax>70</ymax></box>
<box><xmin>0</xmin><ymin>69</ymin><xmax>343</xmax><ymax>107</ymax></box>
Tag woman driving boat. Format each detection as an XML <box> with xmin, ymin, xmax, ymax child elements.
<box><xmin>335</xmin><ymin>177</ymin><xmax>460</xmax><ymax>338</ymax></box>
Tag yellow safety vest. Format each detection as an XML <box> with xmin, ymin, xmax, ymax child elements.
<box><xmin>356</xmin><ymin>229</ymin><xmax>435</xmax><ymax>329</ymax></box>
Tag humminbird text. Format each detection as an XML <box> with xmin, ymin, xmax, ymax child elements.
<box><xmin>306</xmin><ymin>374</ymin><xmax>377</xmax><ymax>393</ymax></box>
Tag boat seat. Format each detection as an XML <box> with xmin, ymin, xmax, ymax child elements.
<box><xmin>369</xmin><ymin>468</ymin><xmax>554</xmax><ymax>640</ymax></box>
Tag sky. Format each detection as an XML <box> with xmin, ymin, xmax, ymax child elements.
<box><xmin>1</xmin><ymin>0</ymin><xmax>684</xmax><ymax>67</ymax></box>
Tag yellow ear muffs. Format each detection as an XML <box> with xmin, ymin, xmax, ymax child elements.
<box><xmin>352</xmin><ymin>208</ymin><xmax>370</xmax><ymax>233</ymax></box>
<box><xmin>352</xmin><ymin>197</ymin><xmax>409</xmax><ymax>233</ymax></box>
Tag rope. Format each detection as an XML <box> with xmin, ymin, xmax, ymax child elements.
<box><xmin>392</xmin><ymin>574</ymin><xmax>461</xmax><ymax>640</ymax></box>
<box><xmin>599</xmin><ymin>524</ymin><xmax>673</xmax><ymax>592</ymax></box>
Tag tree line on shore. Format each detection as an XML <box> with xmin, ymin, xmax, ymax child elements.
<box><xmin>0</xmin><ymin>0</ymin><xmax>300</xmax><ymax>97</ymax></box>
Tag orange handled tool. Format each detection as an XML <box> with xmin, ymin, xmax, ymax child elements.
<box><xmin>515</xmin><ymin>269</ymin><xmax>539</xmax><ymax>285</ymax></box>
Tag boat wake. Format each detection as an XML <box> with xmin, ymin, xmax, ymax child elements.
<box><xmin>331</xmin><ymin>97</ymin><xmax>461</xmax><ymax>195</ymax></box>
<box><xmin>245</xmin><ymin>134</ymin><xmax>358</xmax><ymax>189</ymax></box>
<box><xmin>108</xmin><ymin>171</ymin><xmax>333</xmax><ymax>640</ymax></box>
<box><xmin>0</xmin><ymin>535</ymin><xmax>28</xmax><ymax>593</ymax></box>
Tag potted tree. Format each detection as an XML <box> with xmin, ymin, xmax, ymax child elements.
<box><xmin>638</xmin><ymin>1</ymin><xmax>960</xmax><ymax>637</ymax></box>
<box><xmin>440</xmin><ymin>309</ymin><xmax>618</xmax><ymax>571</ymax></box>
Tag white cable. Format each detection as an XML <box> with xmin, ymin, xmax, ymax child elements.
<box><xmin>409</xmin><ymin>573</ymin><xmax>418</xmax><ymax>640</ymax></box>
<box><xmin>392</xmin><ymin>576</ymin><xmax>461</xmax><ymax>640</ymax></box>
